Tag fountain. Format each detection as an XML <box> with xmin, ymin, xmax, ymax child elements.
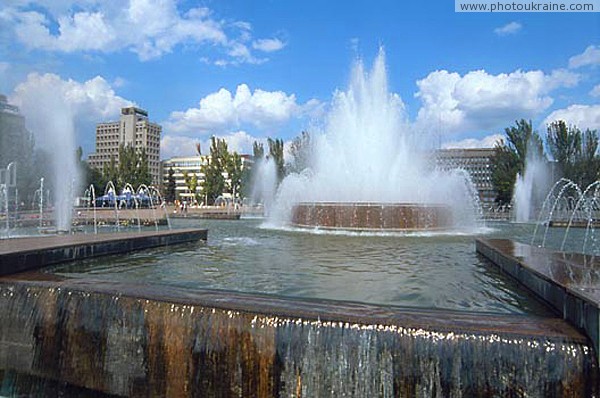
<box><xmin>265</xmin><ymin>49</ymin><xmax>481</xmax><ymax>232</ymax></box>
<box><xmin>15</xmin><ymin>86</ymin><xmax>80</xmax><ymax>232</ymax></box>
<box><xmin>0</xmin><ymin>51</ymin><xmax>598</xmax><ymax>396</ymax></box>
<box><xmin>513</xmin><ymin>144</ymin><xmax>551</xmax><ymax>223</ymax></box>
<box><xmin>530</xmin><ymin>178</ymin><xmax>600</xmax><ymax>255</ymax></box>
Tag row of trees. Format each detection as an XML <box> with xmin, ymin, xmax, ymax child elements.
<box><xmin>492</xmin><ymin>119</ymin><xmax>600</xmax><ymax>205</ymax></box>
<box><xmin>164</xmin><ymin>137</ymin><xmax>245</xmax><ymax>205</ymax></box>
<box><xmin>83</xmin><ymin>144</ymin><xmax>152</xmax><ymax>194</ymax></box>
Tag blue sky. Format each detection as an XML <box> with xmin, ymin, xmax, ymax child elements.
<box><xmin>1</xmin><ymin>0</ymin><xmax>598</xmax><ymax>159</ymax></box>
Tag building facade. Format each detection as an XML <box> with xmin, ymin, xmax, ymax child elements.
<box><xmin>88</xmin><ymin>107</ymin><xmax>162</xmax><ymax>185</ymax></box>
<box><xmin>434</xmin><ymin>148</ymin><xmax>497</xmax><ymax>209</ymax></box>
<box><xmin>162</xmin><ymin>156</ymin><xmax>208</xmax><ymax>203</ymax></box>
<box><xmin>0</xmin><ymin>94</ymin><xmax>35</xmax><ymax>198</ymax></box>
<box><xmin>162</xmin><ymin>155</ymin><xmax>253</xmax><ymax>204</ymax></box>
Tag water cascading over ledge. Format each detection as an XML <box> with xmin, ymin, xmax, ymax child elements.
<box><xmin>0</xmin><ymin>277</ymin><xmax>596</xmax><ymax>397</ymax></box>
<box><xmin>291</xmin><ymin>202</ymin><xmax>452</xmax><ymax>231</ymax></box>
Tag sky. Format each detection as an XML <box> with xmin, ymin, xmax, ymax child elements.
<box><xmin>0</xmin><ymin>0</ymin><xmax>599</xmax><ymax>160</ymax></box>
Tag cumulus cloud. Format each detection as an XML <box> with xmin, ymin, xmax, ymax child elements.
<box><xmin>590</xmin><ymin>84</ymin><xmax>600</xmax><ymax>97</ymax></box>
<box><xmin>569</xmin><ymin>45</ymin><xmax>600</xmax><ymax>68</ymax></box>
<box><xmin>252</xmin><ymin>38</ymin><xmax>286</xmax><ymax>52</ymax></box>
<box><xmin>161</xmin><ymin>131</ymin><xmax>258</xmax><ymax>159</ymax></box>
<box><xmin>165</xmin><ymin>84</ymin><xmax>319</xmax><ymax>136</ymax></box>
<box><xmin>494</xmin><ymin>22</ymin><xmax>522</xmax><ymax>36</ymax></box>
<box><xmin>10</xmin><ymin>72</ymin><xmax>132</xmax><ymax>152</ymax></box>
<box><xmin>11</xmin><ymin>72</ymin><xmax>132</xmax><ymax>121</ymax></box>
<box><xmin>160</xmin><ymin>135</ymin><xmax>200</xmax><ymax>159</ymax></box>
<box><xmin>543</xmin><ymin>104</ymin><xmax>600</xmax><ymax>131</ymax></box>
<box><xmin>414</xmin><ymin>68</ymin><xmax>579</xmax><ymax>134</ymax></box>
<box><xmin>2</xmin><ymin>1</ymin><xmax>284</xmax><ymax>63</ymax></box>
<box><xmin>442</xmin><ymin>134</ymin><xmax>504</xmax><ymax>149</ymax></box>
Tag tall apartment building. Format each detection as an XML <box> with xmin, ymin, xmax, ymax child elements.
<box><xmin>88</xmin><ymin>107</ymin><xmax>161</xmax><ymax>185</ymax></box>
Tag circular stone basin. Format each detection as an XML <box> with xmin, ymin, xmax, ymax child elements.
<box><xmin>291</xmin><ymin>202</ymin><xmax>453</xmax><ymax>231</ymax></box>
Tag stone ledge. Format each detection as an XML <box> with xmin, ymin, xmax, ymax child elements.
<box><xmin>476</xmin><ymin>238</ymin><xmax>600</xmax><ymax>368</ymax></box>
<box><xmin>0</xmin><ymin>228</ymin><xmax>207</xmax><ymax>275</ymax></box>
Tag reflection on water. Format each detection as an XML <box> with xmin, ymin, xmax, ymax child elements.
<box><xmin>48</xmin><ymin>219</ymin><xmax>555</xmax><ymax>315</ymax></box>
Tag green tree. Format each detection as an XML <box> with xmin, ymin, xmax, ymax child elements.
<box><xmin>577</xmin><ymin>129</ymin><xmax>600</xmax><ymax>188</ymax></box>
<box><xmin>102</xmin><ymin>155</ymin><xmax>118</xmax><ymax>189</ymax></box>
<box><xmin>201</xmin><ymin>137</ymin><xmax>227</xmax><ymax>205</ymax></box>
<box><xmin>227</xmin><ymin>152</ymin><xmax>243</xmax><ymax>199</ymax></box>
<box><xmin>267</xmin><ymin>137</ymin><xmax>285</xmax><ymax>182</ymax></box>
<box><xmin>110</xmin><ymin>144</ymin><xmax>152</xmax><ymax>188</ymax></box>
<box><xmin>165</xmin><ymin>166</ymin><xmax>176</xmax><ymax>203</ymax></box>
<box><xmin>288</xmin><ymin>131</ymin><xmax>312</xmax><ymax>174</ymax></box>
<box><xmin>77</xmin><ymin>146</ymin><xmax>103</xmax><ymax>195</ymax></box>
<box><xmin>492</xmin><ymin>119</ymin><xmax>544</xmax><ymax>205</ymax></box>
<box><xmin>547</xmin><ymin>121</ymin><xmax>600</xmax><ymax>187</ymax></box>
<box><xmin>253</xmin><ymin>141</ymin><xmax>264</xmax><ymax>160</ymax></box>
<box><xmin>190</xmin><ymin>173</ymin><xmax>199</xmax><ymax>204</ymax></box>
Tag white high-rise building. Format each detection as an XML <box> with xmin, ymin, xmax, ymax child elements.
<box><xmin>88</xmin><ymin>107</ymin><xmax>161</xmax><ymax>185</ymax></box>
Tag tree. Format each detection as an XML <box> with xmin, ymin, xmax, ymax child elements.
<box><xmin>116</xmin><ymin>144</ymin><xmax>151</xmax><ymax>188</ymax></box>
<box><xmin>227</xmin><ymin>152</ymin><xmax>243</xmax><ymax>199</ymax></box>
<box><xmin>77</xmin><ymin>146</ymin><xmax>103</xmax><ymax>195</ymax></box>
<box><xmin>577</xmin><ymin>129</ymin><xmax>600</xmax><ymax>188</ymax></box>
<box><xmin>253</xmin><ymin>141</ymin><xmax>264</xmax><ymax>160</ymax></box>
<box><xmin>102</xmin><ymin>155</ymin><xmax>118</xmax><ymax>189</ymax></box>
<box><xmin>288</xmin><ymin>131</ymin><xmax>312</xmax><ymax>174</ymax></box>
<box><xmin>547</xmin><ymin>121</ymin><xmax>600</xmax><ymax>188</ymax></box>
<box><xmin>201</xmin><ymin>137</ymin><xmax>227</xmax><ymax>205</ymax></box>
<box><xmin>190</xmin><ymin>173</ymin><xmax>199</xmax><ymax>204</ymax></box>
<box><xmin>492</xmin><ymin>119</ymin><xmax>544</xmax><ymax>205</ymax></box>
<box><xmin>267</xmin><ymin>137</ymin><xmax>285</xmax><ymax>183</ymax></box>
<box><xmin>165</xmin><ymin>166</ymin><xmax>176</xmax><ymax>203</ymax></box>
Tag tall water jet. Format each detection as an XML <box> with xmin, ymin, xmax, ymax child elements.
<box><xmin>251</xmin><ymin>156</ymin><xmax>278</xmax><ymax>217</ymax></box>
<box><xmin>12</xmin><ymin>82</ymin><xmax>80</xmax><ymax>232</ymax></box>
<box><xmin>267</xmin><ymin>48</ymin><xmax>481</xmax><ymax>231</ymax></box>
<box><xmin>513</xmin><ymin>145</ymin><xmax>550</xmax><ymax>223</ymax></box>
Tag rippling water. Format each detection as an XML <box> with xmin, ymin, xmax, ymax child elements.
<box><xmin>47</xmin><ymin>218</ymin><xmax>564</xmax><ymax>315</ymax></box>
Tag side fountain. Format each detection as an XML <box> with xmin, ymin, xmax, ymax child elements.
<box><xmin>265</xmin><ymin>49</ymin><xmax>481</xmax><ymax>232</ymax></box>
<box><xmin>513</xmin><ymin>144</ymin><xmax>551</xmax><ymax>223</ymax></box>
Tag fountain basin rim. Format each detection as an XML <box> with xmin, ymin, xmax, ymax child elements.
<box><xmin>291</xmin><ymin>202</ymin><xmax>453</xmax><ymax>231</ymax></box>
<box><xmin>0</xmin><ymin>275</ymin><xmax>586</xmax><ymax>341</ymax></box>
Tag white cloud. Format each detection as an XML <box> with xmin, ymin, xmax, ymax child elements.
<box><xmin>442</xmin><ymin>134</ymin><xmax>504</xmax><ymax>149</ymax></box>
<box><xmin>10</xmin><ymin>72</ymin><xmax>132</xmax><ymax>151</ymax></box>
<box><xmin>414</xmin><ymin>68</ymin><xmax>579</xmax><ymax>134</ymax></box>
<box><xmin>165</xmin><ymin>84</ymin><xmax>316</xmax><ymax>136</ymax></box>
<box><xmin>590</xmin><ymin>84</ymin><xmax>600</xmax><ymax>97</ymax></box>
<box><xmin>494</xmin><ymin>22</ymin><xmax>522</xmax><ymax>36</ymax></box>
<box><xmin>3</xmin><ymin>1</ymin><xmax>283</xmax><ymax>63</ymax></box>
<box><xmin>160</xmin><ymin>135</ymin><xmax>200</xmax><ymax>159</ymax></box>
<box><xmin>543</xmin><ymin>104</ymin><xmax>600</xmax><ymax>131</ymax></box>
<box><xmin>11</xmin><ymin>72</ymin><xmax>132</xmax><ymax>121</ymax></box>
<box><xmin>569</xmin><ymin>45</ymin><xmax>600</xmax><ymax>69</ymax></box>
<box><xmin>161</xmin><ymin>131</ymin><xmax>258</xmax><ymax>159</ymax></box>
<box><xmin>252</xmin><ymin>38</ymin><xmax>286</xmax><ymax>52</ymax></box>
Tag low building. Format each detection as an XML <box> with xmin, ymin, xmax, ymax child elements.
<box><xmin>434</xmin><ymin>148</ymin><xmax>497</xmax><ymax>209</ymax></box>
<box><xmin>162</xmin><ymin>155</ymin><xmax>253</xmax><ymax>204</ymax></box>
<box><xmin>162</xmin><ymin>156</ymin><xmax>208</xmax><ymax>203</ymax></box>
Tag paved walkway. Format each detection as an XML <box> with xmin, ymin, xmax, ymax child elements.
<box><xmin>0</xmin><ymin>228</ymin><xmax>204</xmax><ymax>256</ymax></box>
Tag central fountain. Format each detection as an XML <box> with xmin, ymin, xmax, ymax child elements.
<box><xmin>265</xmin><ymin>49</ymin><xmax>480</xmax><ymax>232</ymax></box>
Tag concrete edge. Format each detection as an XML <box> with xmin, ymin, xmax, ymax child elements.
<box><xmin>476</xmin><ymin>238</ymin><xmax>600</xmax><ymax>367</ymax></box>
<box><xmin>0</xmin><ymin>229</ymin><xmax>207</xmax><ymax>276</ymax></box>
